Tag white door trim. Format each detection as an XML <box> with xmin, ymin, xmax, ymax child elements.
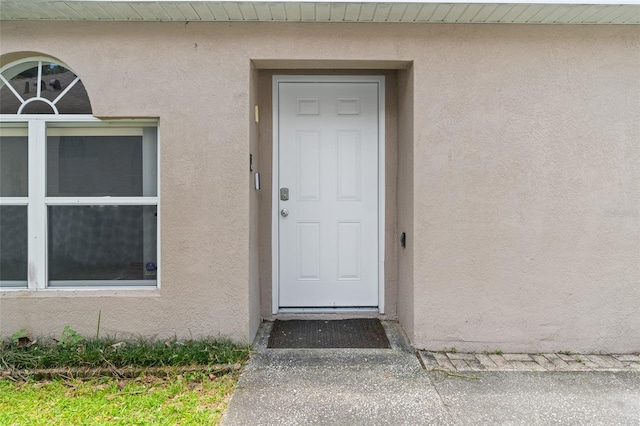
<box><xmin>271</xmin><ymin>75</ymin><xmax>385</xmax><ymax>314</ymax></box>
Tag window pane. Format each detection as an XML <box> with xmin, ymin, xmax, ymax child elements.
<box><xmin>0</xmin><ymin>61</ymin><xmax>39</xmax><ymax>114</ymax></box>
<box><xmin>48</xmin><ymin>205</ymin><xmax>157</xmax><ymax>286</ymax></box>
<box><xmin>0</xmin><ymin>206</ymin><xmax>28</xmax><ymax>287</ymax></box>
<box><xmin>47</xmin><ymin>132</ymin><xmax>157</xmax><ymax>197</ymax></box>
<box><xmin>21</xmin><ymin>100</ymin><xmax>56</xmax><ymax>114</ymax></box>
<box><xmin>0</xmin><ymin>136</ymin><xmax>28</xmax><ymax>197</ymax></box>
<box><xmin>38</xmin><ymin>62</ymin><xmax>91</xmax><ymax>114</ymax></box>
<box><xmin>52</xmin><ymin>79</ymin><xmax>92</xmax><ymax>114</ymax></box>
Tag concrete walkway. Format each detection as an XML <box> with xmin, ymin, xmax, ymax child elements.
<box><xmin>222</xmin><ymin>322</ymin><xmax>640</xmax><ymax>425</ymax></box>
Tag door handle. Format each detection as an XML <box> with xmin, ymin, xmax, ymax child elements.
<box><xmin>281</xmin><ymin>209</ymin><xmax>289</xmax><ymax>217</ymax></box>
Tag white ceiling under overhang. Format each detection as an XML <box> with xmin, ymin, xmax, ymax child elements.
<box><xmin>0</xmin><ymin>1</ymin><xmax>638</xmax><ymax>24</ymax></box>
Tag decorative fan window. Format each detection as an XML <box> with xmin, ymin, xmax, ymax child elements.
<box><xmin>0</xmin><ymin>58</ymin><xmax>91</xmax><ymax>115</ymax></box>
<box><xmin>1</xmin><ymin>56</ymin><xmax>158</xmax><ymax>291</ymax></box>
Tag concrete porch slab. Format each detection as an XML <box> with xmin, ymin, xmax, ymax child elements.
<box><xmin>222</xmin><ymin>321</ymin><xmax>452</xmax><ymax>425</ymax></box>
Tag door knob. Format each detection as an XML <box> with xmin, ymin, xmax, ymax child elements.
<box><xmin>281</xmin><ymin>209</ymin><xmax>289</xmax><ymax>217</ymax></box>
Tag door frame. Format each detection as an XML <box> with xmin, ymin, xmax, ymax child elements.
<box><xmin>271</xmin><ymin>75</ymin><xmax>386</xmax><ymax>314</ymax></box>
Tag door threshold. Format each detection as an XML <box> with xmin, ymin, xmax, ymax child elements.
<box><xmin>277</xmin><ymin>307</ymin><xmax>379</xmax><ymax>314</ymax></box>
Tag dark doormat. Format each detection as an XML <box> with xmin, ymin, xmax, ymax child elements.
<box><xmin>267</xmin><ymin>319</ymin><xmax>390</xmax><ymax>349</ymax></box>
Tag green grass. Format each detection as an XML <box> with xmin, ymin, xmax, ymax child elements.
<box><xmin>0</xmin><ymin>333</ymin><xmax>250</xmax><ymax>424</ymax></box>
<box><xmin>0</xmin><ymin>372</ymin><xmax>239</xmax><ymax>425</ymax></box>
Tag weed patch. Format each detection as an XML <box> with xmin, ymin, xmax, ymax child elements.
<box><xmin>1</xmin><ymin>336</ymin><xmax>250</xmax><ymax>371</ymax></box>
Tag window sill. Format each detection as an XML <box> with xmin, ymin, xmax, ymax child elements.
<box><xmin>0</xmin><ymin>288</ymin><xmax>161</xmax><ymax>298</ymax></box>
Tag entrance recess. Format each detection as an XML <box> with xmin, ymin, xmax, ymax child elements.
<box><xmin>272</xmin><ymin>75</ymin><xmax>385</xmax><ymax>313</ymax></box>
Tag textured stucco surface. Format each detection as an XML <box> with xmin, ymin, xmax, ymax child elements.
<box><xmin>409</xmin><ymin>25</ymin><xmax>640</xmax><ymax>353</ymax></box>
<box><xmin>248</xmin><ymin>64</ymin><xmax>261</xmax><ymax>340</ymax></box>
<box><xmin>1</xmin><ymin>22</ymin><xmax>638</xmax><ymax>352</ymax></box>
<box><xmin>397</xmin><ymin>67</ymin><xmax>415</xmax><ymax>341</ymax></box>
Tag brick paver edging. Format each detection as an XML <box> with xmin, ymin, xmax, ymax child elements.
<box><xmin>419</xmin><ymin>351</ymin><xmax>640</xmax><ymax>372</ymax></box>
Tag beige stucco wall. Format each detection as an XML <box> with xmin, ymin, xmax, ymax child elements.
<box><xmin>397</xmin><ymin>67</ymin><xmax>415</xmax><ymax>340</ymax></box>
<box><xmin>1</xmin><ymin>22</ymin><xmax>638</xmax><ymax>352</ymax></box>
<box><xmin>248</xmin><ymin>64</ymin><xmax>261</xmax><ymax>340</ymax></box>
<box><xmin>410</xmin><ymin>25</ymin><xmax>640</xmax><ymax>353</ymax></box>
<box><xmin>1</xmin><ymin>22</ymin><xmax>256</xmax><ymax>342</ymax></box>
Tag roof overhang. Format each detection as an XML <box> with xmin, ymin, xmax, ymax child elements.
<box><xmin>0</xmin><ymin>0</ymin><xmax>638</xmax><ymax>24</ymax></box>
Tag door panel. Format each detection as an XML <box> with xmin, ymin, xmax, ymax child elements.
<box><xmin>277</xmin><ymin>80</ymin><xmax>380</xmax><ymax>308</ymax></box>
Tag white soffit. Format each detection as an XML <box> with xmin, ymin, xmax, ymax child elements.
<box><xmin>0</xmin><ymin>1</ymin><xmax>638</xmax><ymax>24</ymax></box>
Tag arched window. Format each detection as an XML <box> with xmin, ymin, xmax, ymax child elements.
<box><xmin>0</xmin><ymin>57</ymin><xmax>92</xmax><ymax>115</ymax></box>
<box><xmin>0</xmin><ymin>56</ymin><xmax>158</xmax><ymax>291</ymax></box>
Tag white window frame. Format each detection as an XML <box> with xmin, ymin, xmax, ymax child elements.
<box><xmin>0</xmin><ymin>115</ymin><xmax>160</xmax><ymax>291</ymax></box>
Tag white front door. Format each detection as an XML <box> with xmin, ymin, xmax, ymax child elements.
<box><xmin>273</xmin><ymin>76</ymin><xmax>384</xmax><ymax>310</ymax></box>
